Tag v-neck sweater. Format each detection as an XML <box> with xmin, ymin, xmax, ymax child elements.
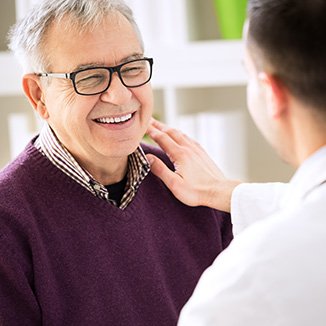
<box><xmin>0</xmin><ymin>141</ymin><xmax>233</xmax><ymax>326</ymax></box>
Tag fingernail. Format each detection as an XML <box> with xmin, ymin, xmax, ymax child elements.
<box><xmin>147</xmin><ymin>156</ymin><xmax>154</xmax><ymax>165</ymax></box>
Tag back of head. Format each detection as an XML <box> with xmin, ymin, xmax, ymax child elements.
<box><xmin>8</xmin><ymin>0</ymin><xmax>143</xmax><ymax>73</ymax></box>
<box><xmin>247</xmin><ymin>0</ymin><xmax>326</xmax><ymax>112</ymax></box>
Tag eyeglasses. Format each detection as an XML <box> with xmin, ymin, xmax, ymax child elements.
<box><xmin>37</xmin><ymin>57</ymin><xmax>154</xmax><ymax>96</ymax></box>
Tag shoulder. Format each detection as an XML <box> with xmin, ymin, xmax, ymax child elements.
<box><xmin>0</xmin><ymin>142</ymin><xmax>36</xmax><ymax>185</ymax></box>
<box><xmin>0</xmin><ymin>141</ymin><xmax>47</xmax><ymax>208</ymax></box>
<box><xmin>140</xmin><ymin>142</ymin><xmax>232</xmax><ymax>241</ymax></box>
<box><xmin>229</xmin><ymin>195</ymin><xmax>326</xmax><ymax>268</ymax></box>
<box><xmin>140</xmin><ymin>142</ymin><xmax>174</xmax><ymax>171</ymax></box>
<box><xmin>192</xmin><ymin>200</ymin><xmax>326</xmax><ymax>317</ymax></box>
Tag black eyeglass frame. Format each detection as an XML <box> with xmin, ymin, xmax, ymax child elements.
<box><xmin>36</xmin><ymin>57</ymin><xmax>154</xmax><ymax>96</ymax></box>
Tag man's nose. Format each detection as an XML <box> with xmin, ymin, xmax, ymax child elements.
<box><xmin>100</xmin><ymin>73</ymin><xmax>132</xmax><ymax>105</ymax></box>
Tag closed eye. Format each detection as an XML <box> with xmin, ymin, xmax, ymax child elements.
<box><xmin>76</xmin><ymin>74</ymin><xmax>106</xmax><ymax>86</ymax></box>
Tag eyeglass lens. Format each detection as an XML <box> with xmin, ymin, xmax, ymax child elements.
<box><xmin>74</xmin><ymin>59</ymin><xmax>152</xmax><ymax>95</ymax></box>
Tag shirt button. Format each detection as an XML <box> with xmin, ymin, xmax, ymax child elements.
<box><xmin>93</xmin><ymin>184</ymin><xmax>101</xmax><ymax>191</ymax></box>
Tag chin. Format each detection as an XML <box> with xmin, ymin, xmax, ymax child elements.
<box><xmin>106</xmin><ymin>140</ymin><xmax>140</xmax><ymax>158</ymax></box>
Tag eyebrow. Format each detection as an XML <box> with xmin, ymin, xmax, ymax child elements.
<box><xmin>72</xmin><ymin>53</ymin><xmax>145</xmax><ymax>71</ymax></box>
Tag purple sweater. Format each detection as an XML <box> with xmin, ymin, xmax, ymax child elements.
<box><xmin>0</xmin><ymin>141</ymin><xmax>232</xmax><ymax>326</ymax></box>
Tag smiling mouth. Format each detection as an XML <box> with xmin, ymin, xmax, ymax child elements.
<box><xmin>94</xmin><ymin>112</ymin><xmax>134</xmax><ymax>124</ymax></box>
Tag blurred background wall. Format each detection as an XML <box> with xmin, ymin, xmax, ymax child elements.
<box><xmin>0</xmin><ymin>0</ymin><xmax>294</xmax><ymax>181</ymax></box>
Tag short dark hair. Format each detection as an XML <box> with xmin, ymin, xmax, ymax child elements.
<box><xmin>247</xmin><ymin>0</ymin><xmax>326</xmax><ymax>111</ymax></box>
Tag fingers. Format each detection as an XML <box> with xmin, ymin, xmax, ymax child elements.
<box><xmin>147</xmin><ymin>124</ymin><xmax>181</xmax><ymax>156</ymax></box>
<box><xmin>146</xmin><ymin>153</ymin><xmax>182</xmax><ymax>190</ymax></box>
<box><xmin>148</xmin><ymin>118</ymin><xmax>192</xmax><ymax>147</ymax></box>
<box><xmin>147</xmin><ymin>153</ymin><xmax>200</xmax><ymax>206</ymax></box>
<box><xmin>150</xmin><ymin>118</ymin><xmax>165</xmax><ymax>130</ymax></box>
<box><xmin>145</xmin><ymin>118</ymin><xmax>239</xmax><ymax>210</ymax></box>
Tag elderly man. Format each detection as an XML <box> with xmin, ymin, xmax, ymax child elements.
<box><xmin>0</xmin><ymin>0</ymin><xmax>232</xmax><ymax>325</ymax></box>
<box><xmin>147</xmin><ymin>0</ymin><xmax>326</xmax><ymax>325</ymax></box>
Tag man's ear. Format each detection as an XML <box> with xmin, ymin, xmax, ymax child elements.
<box><xmin>22</xmin><ymin>74</ymin><xmax>49</xmax><ymax>120</ymax></box>
<box><xmin>258</xmin><ymin>72</ymin><xmax>288</xmax><ymax>119</ymax></box>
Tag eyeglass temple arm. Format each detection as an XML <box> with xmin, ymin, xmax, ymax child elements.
<box><xmin>37</xmin><ymin>72</ymin><xmax>70</xmax><ymax>79</ymax></box>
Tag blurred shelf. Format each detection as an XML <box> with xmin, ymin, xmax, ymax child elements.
<box><xmin>150</xmin><ymin>40</ymin><xmax>246</xmax><ymax>88</ymax></box>
<box><xmin>0</xmin><ymin>40</ymin><xmax>246</xmax><ymax>96</ymax></box>
<box><xmin>0</xmin><ymin>51</ymin><xmax>23</xmax><ymax>96</ymax></box>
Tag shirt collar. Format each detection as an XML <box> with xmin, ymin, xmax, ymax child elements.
<box><xmin>34</xmin><ymin>123</ymin><xmax>150</xmax><ymax>209</ymax></box>
<box><xmin>281</xmin><ymin>145</ymin><xmax>326</xmax><ymax>208</ymax></box>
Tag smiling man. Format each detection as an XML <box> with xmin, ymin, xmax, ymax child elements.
<box><xmin>0</xmin><ymin>1</ymin><xmax>233</xmax><ymax>325</ymax></box>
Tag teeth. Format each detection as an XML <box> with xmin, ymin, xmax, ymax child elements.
<box><xmin>97</xmin><ymin>113</ymin><xmax>132</xmax><ymax>124</ymax></box>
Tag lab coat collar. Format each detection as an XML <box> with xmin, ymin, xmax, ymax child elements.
<box><xmin>281</xmin><ymin>146</ymin><xmax>326</xmax><ymax>209</ymax></box>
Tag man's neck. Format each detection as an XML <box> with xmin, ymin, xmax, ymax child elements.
<box><xmin>74</xmin><ymin>153</ymin><xmax>129</xmax><ymax>185</ymax></box>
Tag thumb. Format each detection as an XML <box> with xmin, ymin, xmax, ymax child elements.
<box><xmin>146</xmin><ymin>154</ymin><xmax>182</xmax><ymax>191</ymax></box>
<box><xmin>147</xmin><ymin>154</ymin><xmax>199</xmax><ymax>206</ymax></box>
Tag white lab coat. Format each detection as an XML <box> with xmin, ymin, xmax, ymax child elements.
<box><xmin>178</xmin><ymin>146</ymin><xmax>326</xmax><ymax>326</ymax></box>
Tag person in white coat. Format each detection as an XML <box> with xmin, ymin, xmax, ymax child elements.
<box><xmin>145</xmin><ymin>0</ymin><xmax>326</xmax><ymax>325</ymax></box>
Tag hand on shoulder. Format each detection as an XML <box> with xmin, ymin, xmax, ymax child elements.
<box><xmin>146</xmin><ymin>119</ymin><xmax>241</xmax><ymax>212</ymax></box>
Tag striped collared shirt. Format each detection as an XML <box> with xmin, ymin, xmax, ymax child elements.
<box><xmin>34</xmin><ymin>123</ymin><xmax>150</xmax><ymax>210</ymax></box>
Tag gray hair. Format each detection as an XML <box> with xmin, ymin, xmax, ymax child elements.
<box><xmin>8</xmin><ymin>0</ymin><xmax>144</xmax><ymax>73</ymax></box>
